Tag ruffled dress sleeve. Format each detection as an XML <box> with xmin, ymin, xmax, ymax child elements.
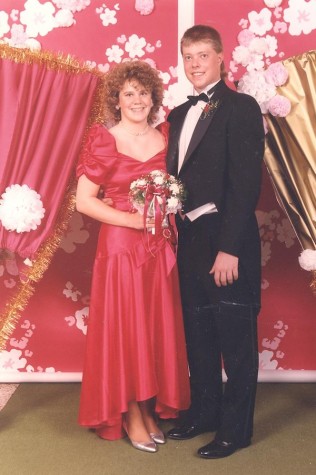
<box><xmin>76</xmin><ymin>124</ymin><xmax>117</xmax><ymax>185</ymax></box>
<box><xmin>156</xmin><ymin>121</ymin><xmax>169</xmax><ymax>147</ymax></box>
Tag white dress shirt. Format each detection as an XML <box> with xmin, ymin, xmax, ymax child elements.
<box><xmin>178</xmin><ymin>82</ymin><xmax>219</xmax><ymax>221</ymax></box>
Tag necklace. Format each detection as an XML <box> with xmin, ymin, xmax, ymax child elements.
<box><xmin>119</xmin><ymin>121</ymin><xmax>149</xmax><ymax>136</ymax></box>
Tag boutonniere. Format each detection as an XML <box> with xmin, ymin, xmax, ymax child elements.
<box><xmin>200</xmin><ymin>99</ymin><xmax>220</xmax><ymax>120</ymax></box>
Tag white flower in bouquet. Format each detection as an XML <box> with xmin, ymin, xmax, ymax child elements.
<box><xmin>153</xmin><ymin>175</ymin><xmax>164</xmax><ymax>185</ymax></box>
<box><xmin>129</xmin><ymin>169</ymin><xmax>186</xmax><ymax>219</ymax></box>
<box><xmin>169</xmin><ymin>183</ymin><xmax>180</xmax><ymax>194</ymax></box>
<box><xmin>150</xmin><ymin>170</ymin><xmax>164</xmax><ymax>176</ymax></box>
<box><xmin>0</xmin><ymin>184</ymin><xmax>45</xmax><ymax>233</ymax></box>
<box><xmin>167</xmin><ymin>197</ymin><xmax>180</xmax><ymax>213</ymax></box>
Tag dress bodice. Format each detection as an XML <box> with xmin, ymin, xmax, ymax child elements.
<box><xmin>77</xmin><ymin>122</ymin><xmax>169</xmax><ymax>211</ymax></box>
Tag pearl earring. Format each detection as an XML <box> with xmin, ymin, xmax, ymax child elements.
<box><xmin>115</xmin><ymin>105</ymin><xmax>120</xmax><ymax>110</ymax></box>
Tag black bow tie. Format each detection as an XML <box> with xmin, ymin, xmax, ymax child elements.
<box><xmin>187</xmin><ymin>84</ymin><xmax>219</xmax><ymax>106</ymax></box>
<box><xmin>187</xmin><ymin>92</ymin><xmax>208</xmax><ymax>105</ymax></box>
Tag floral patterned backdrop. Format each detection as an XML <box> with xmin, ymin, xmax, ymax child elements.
<box><xmin>0</xmin><ymin>0</ymin><xmax>315</xmax><ymax>381</ymax></box>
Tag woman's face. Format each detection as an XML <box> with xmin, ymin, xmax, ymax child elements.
<box><xmin>118</xmin><ymin>80</ymin><xmax>153</xmax><ymax>123</ymax></box>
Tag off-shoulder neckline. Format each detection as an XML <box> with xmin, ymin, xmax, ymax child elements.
<box><xmin>100</xmin><ymin>124</ymin><xmax>166</xmax><ymax>163</ymax></box>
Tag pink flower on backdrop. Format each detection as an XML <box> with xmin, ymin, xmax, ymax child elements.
<box><xmin>273</xmin><ymin>7</ymin><xmax>283</xmax><ymax>19</ymax></box>
<box><xmin>237</xmin><ymin>29</ymin><xmax>256</xmax><ymax>46</ymax></box>
<box><xmin>145</xmin><ymin>43</ymin><xmax>155</xmax><ymax>53</ymax></box>
<box><xmin>268</xmin><ymin>94</ymin><xmax>291</xmax><ymax>117</ymax></box>
<box><xmin>238</xmin><ymin>18</ymin><xmax>249</xmax><ymax>29</ymax></box>
<box><xmin>265</xmin><ymin>62</ymin><xmax>288</xmax><ymax>86</ymax></box>
<box><xmin>117</xmin><ymin>35</ymin><xmax>127</xmax><ymax>44</ymax></box>
<box><xmin>274</xmin><ymin>21</ymin><xmax>287</xmax><ymax>33</ymax></box>
<box><xmin>144</xmin><ymin>58</ymin><xmax>156</xmax><ymax>68</ymax></box>
<box><xmin>135</xmin><ymin>0</ymin><xmax>154</xmax><ymax>15</ymax></box>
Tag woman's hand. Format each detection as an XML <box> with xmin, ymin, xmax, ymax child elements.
<box><xmin>127</xmin><ymin>212</ymin><xmax>145</xmax><ymax>230</ymax></box>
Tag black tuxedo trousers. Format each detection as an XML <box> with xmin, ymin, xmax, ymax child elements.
<box><xmin>176</xmin><ymin>213</ymin><xmax>260</xmax><ymax>444</ymax></box>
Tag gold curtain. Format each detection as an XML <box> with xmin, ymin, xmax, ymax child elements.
<box><xmin>264</xmin><ymin>50</ymin><xmax>316</xmax><ymax>290</ymax></box>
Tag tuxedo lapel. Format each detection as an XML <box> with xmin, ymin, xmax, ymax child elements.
<box><xmin>166</xmin><ymin>102</ymin><xmax>191</xmax><ymax>176</ymax></box>
<box><xmin>181</xmin><ymin>80</ymin><xmax>227</xmax><ymax>170</ymax></box>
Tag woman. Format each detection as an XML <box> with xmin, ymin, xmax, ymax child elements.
<box><xmin>76</xmin><ymin>61</ymin><xmax>190</xmax><ymax>453</ymax></box>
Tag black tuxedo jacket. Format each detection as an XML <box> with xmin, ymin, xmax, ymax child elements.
<box><xmin>166</xmin><ymin>80</ymin><xmax>265</xmax><ymax>304</ymax></box>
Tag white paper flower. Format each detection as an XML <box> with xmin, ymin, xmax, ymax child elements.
<box><xmin>100</xmin><ymin>7</ymin><xmax>117</xmax><ymax>26</ymax></box>
<box><xmin>125</xmin><ymin>34</ymin><xmax>146</xmax><ymax>59</ymax></box>
<box><xmin>249</xmin><ymin>37</ymin><xmax>268</xmax><ymax>55</ymax></box>
<box><xmin>232</xmin><ymin>45</ymin><xmax>252</xmax><ymax>67</ymax></box>
<box><xmin>264</xmin><ymin>34</ymin><xmax>278</xmax><ymax>58</ymax></box>
<box><xmin>283</xmin><ymin>0</ymin><xmax>316</xmax><ymax>36</ymax></box>
<box><xmin>0</xmin><ymin>184</ymin><xmax>45</xmax><ymax>233</ymax></box>
<box><xmin>264</xmin><ymin>0</ymin><xmax>283</xmax><ymax>8</ymax></box>
<box><xmin>53</xmin><ymin>0</ymin><xmax>90</xmax><ymax>12</ymax></box>
<box><xmin>106</xmin><ymin>44</ymin><xmax>124</xmax><ymax>63</ymax></box>
<box><xmin>0</xmin><ymin>11</ymin><xmax>10</xmax><ymax>37</ymax></box>
<box><xmin>246</xmin><ymin>53</ymin><xmax>265</xmax><ymax>72</ymax></box>
<box><xmin>237</xmin><ymin>70</ymin><xmax>276</xmax><ymax>113</ymax></box>
<box><xmin>248</xmin><ymin>8</ymin><xmax>273</xmax><ymax>36</ymax></box>
<box><xmin>20</xmin><ymin>0</ymin><xmax>56</xmax><ymax>38</ymax></box>
<box><xmin>298</xmin><ymin>249</ymin><xmax>316</xmax><ymax>271</ymax></box>
<box><xmin>54</xmin><ymin>9</ymin><xmax>75</xmax><ymax>27</ymax></box>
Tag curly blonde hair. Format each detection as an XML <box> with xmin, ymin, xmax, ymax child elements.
<box><xmin>103</xmin><ymin>61</ymin><xmax>164</xmax><ymax>125</ymax></box>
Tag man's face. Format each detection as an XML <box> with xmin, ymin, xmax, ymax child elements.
<box><xmin>182</xmin><ymin>41</ymin><xmax>223</xmax><ymax>93</ymax></box>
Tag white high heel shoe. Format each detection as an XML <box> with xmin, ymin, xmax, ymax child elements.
<box><xmin>123</xmin><ymin>422</ymin><xmax>158</xmax><ymax>453</ymax></box>
<box><xmin>150</xmin><ymin>430</ymin><xmax>166</xmax><ymax>444</ymax></box>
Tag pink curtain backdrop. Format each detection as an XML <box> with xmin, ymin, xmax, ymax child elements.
<box><xmin>0</xmin><ymin>55</ymin><xmax>99</xmax><ymax>258</ymax></box>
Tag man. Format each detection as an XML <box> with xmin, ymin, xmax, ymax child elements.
<box><xmin>166</xmin><ymin>25</ymin><xmax>265</xmax><ymax>459</ymax></box>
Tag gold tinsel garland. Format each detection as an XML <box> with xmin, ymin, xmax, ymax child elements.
<box><xmin>0</xmin><ymin>43</ymin><xmax>100</xmax><ymax>74</ymax></box>
<box><xmin>0</xmin><ymin>45</ymin><xmax>107</xmax><ymax>350</ymax></box>
<box><xmin>0</xmin><ymin>183</ymin><xmax>76</xmax><ymax>348</ymax></box>
<box><xmin>311</xmin><ymin>270</ymin><xmax>316</xmax><ymax>295</ymax></box>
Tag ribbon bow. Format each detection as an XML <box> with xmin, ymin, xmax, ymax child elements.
<box><xmin>187</xmin><ymin>83</ymin><xmax>219</xmax><ymax>106</ymax></box>
<box><xmin>187</xmin><ymin>92</ymin><xmax>209</xmax><ymax>105</ymax></box>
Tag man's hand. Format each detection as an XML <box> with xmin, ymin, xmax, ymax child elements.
<box><xmin>102</xmin><ymin>197</ymin><xmax>113</xmax><ymax>206</ymax></box>
<box><xmin>210</xmin><ymin>251</ymin><xmax>239</xmax><ymax>287</ymax></box>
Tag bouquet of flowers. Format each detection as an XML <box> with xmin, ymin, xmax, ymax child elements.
<box><xmin>129</xmin><ymin>170</ymin><xmax>185</xmax><ymax>234</ymax></box>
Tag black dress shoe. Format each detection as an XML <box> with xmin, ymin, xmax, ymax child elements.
<box><xmin>197</xmin><ymin>438</ymin><xmax>251</xmax><ymax>459</ymax></box>
<box><xmin>167</xmin><ymin>423</ymin><xmax>216</xmax><ymax>440</ymax></box>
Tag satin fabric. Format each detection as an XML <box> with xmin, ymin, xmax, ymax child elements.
<box><xmin>76</xmin><ymin>122</ymin><xmax>190</xmax><ymax>440</ymax></box>
<box><xmin>0</xmin><ymin>48</ymin><xmax>99</xmax><ymax>258</ymax></box>
<box><xmin>265</xmin><ymin>50</ymin><xmax>316</xmax><ymax>252</ymax></box>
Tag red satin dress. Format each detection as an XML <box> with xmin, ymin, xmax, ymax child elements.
<box><xmin>76</xmin><ymin>122</ymin><xmax>190</xmax><ymax>440</ymax></box>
